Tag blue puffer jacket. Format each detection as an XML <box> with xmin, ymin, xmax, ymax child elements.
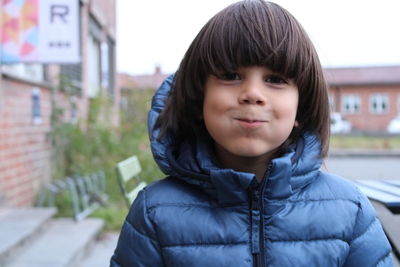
<box><xmin>111</xmin><ymin>76</ymin><xmax>393</xmax><ymax>267</ymax></box>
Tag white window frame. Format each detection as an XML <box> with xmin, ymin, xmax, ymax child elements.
<box><xmin>1</xmin><ymin>63</ymin><xmax>44</xmax><ymax>83</ymax></box>
<box><xmin>342</xmin><ymin>94</ymin><xmax>361</xmax><ymax>114</ymax></box>
<box><xmin>369</xmin><ymin>94</ymin><xmax>389</xmax><ymax>115</ymax></box>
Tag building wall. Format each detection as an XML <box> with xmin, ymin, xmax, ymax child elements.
<box><xmin>90</xmin><ymin>0</ymin><xmax>116</xmax><ymax>38</ymax></box>
<box><xmin>118</xmin><ymin>66</ymin><xmax>170</xmax><ymax>91</ymax></box>
<box><xmin>87</xmin><ymin>0</ymin><xmax>119</xmax><ymax>127</ymax></box>
<box><xmin>329</xmin><ymin>85</ymin><xmax>400</xmax><ymax>132</ymax></box>
<box><xmin>0</xmin><ymin>0</ymin><xmax>118</xmax><ymax>207</ymax></box>
<box><xmin>0</xmin><ymin>78</ymin><xmax>52</xmax><ymax>206</ymax></box>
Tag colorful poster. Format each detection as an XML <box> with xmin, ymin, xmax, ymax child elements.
<box><xmin>1</xmin><ymin>0</ymin><xmax>80</xmax><ymax>63</ymax></box>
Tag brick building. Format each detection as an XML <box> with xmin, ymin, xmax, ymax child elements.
<box><xmin>118</xmin><ymin>66</ymin><xmax>169</xmax><ymax>91</ymax></box>
<box><xmin>325</xmin><ymin>66</ymin><xmax>400</xmax><ymax>133</ymax></box>
<box><xmin>118</xmin><ymin>66</ymin><xmax>169</xmax><ymax>111</ymax></box>
<box><xmin>0</xmin><ymin>0</ymin><xmax>118</xmax><ymax>207</ymax></box>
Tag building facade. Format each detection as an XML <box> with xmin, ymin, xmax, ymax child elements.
<box><xmin>0</xmin><ymin>0</ymin><xmax>118</xmax><ymax>207</ymax></box>
<box><xmin>325</xmin><ymin>66</ymin><xmax>400</xmax><ymax>133</ymax></box>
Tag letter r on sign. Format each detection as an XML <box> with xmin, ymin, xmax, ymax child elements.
<box><xmin>51</xmin><ymin>5</ymin><xmax>69</xmax><ymax>23</ymax></box>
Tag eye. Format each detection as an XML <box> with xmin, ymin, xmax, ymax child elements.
<box><xmin>265</xmin><ymin>75</ymin><xmax>287</xmax><ymax>84</ymax></box>
<box><xmin>220</xmin><ymin>72</ymin><xmax>241</xmax><ymax>81</ymax></box>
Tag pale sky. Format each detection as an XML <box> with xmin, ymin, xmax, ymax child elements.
<box><xmin>117</xmin><ymin>0</ymin><xmax>400</xmax><ymax>75</ymax></box>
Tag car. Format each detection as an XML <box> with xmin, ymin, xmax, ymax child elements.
<box><xmin>387</xmin><ymin>116</ymin><xmax>400</xmax><ymax>134</ymax></box>
<box><xmin>330</xmin><ymin>112</ymin><xmax>351</xmax><ymax>134</ymax></box>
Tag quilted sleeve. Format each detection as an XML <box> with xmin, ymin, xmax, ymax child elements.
<box><xmin>110</xmin><ymin>189</ymin><xmax>164</xmax><ymax>266</ymax></box>
<box><xmin>344</xmin><ymin>192</ymin><xmax>393</xmax><ymax>267</ymax></box>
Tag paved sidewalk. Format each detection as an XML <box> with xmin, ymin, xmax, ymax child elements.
<box><xmin>324</xmin><ymin>156</ymin><xmax>400</xmax><ymax>181</ymax></box>
<box><xmin>78</xmin><ymin>232</ymin><xmax>119</xmax><ymax>267</ymax></box>
<box><xmin>329</xmin><ymin>148</ymin><xmax>400</xmax><ymax>157</ymax></box>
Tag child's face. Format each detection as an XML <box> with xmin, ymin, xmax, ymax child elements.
<box><xmin>203</xmin><ymin>66</ymin><xmax>299</xmax><ymax>166</ymax></box>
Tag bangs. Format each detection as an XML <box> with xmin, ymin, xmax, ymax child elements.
<box><xmin>196</xmin><ymin>1</ymin><xmax>312</xmax><ymax>80</ymax></box>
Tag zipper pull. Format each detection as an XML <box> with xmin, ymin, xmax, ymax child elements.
<box><xmin>251</xmin><ymin>190</ymin><xmax>260</xmax><ymax>210</ymax></box>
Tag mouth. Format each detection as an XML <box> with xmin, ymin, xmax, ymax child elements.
<box><xmin>236</xmin><ymin>118</ymin><xmax>267</xmax><ymax>122</ymax></box>
<box><xmin>234</xmin><ymin>117</ymin><xmax>267</xmax><ymax>128</ymax></box>
<box><xmin>235</xmin><ymin>116</ymin><xmax>268</xmax><ymax>122</ymax></box>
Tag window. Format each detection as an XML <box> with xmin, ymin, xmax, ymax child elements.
<box><xmin>59</xmin><ymin>3</ymin><xmax>82</xmax><ymax>93</ymax></box>
<box><xmin>87</xmin><ymin>16</ymin><xmax>102</xmax><ymax>98</ymax></box>
<box><xmin>369</xmin><ymin>94</ymin><xmax>389</xmax><ymax>114</ymax></box>
<box><xmin>328</xmin><ymin>95</ymin><xmax>335</xmax><ymax>112</ymax></box>
<box><xmin>1</xmin><ymin>63</ymin><xmax>45</xmax><ymax>83</ymax></box>
<box><xmin>102</xmin><ymin>37</ymin><xmax>115</xmax><ymax>99</ymax></box>
<box><xmin>101</xmin><ymin>42</ymin><xmax>109</xmax><ymax>91</ymax></box>
<box><xmin>32</xmin><ymin>87</ymin><xmax>42</xmax><ymax>124</ymax></box>
<box><xmin>397</xmin><ymin>95</ymin><xmax>400</xmax><ymax>114</ymax></box>
<box><xmin>342</xmin><ymin>94</ymin><xmax>361</xmax><ymax>114</ymax></box>
<box><xmin>87</xmin><ymin>34</ymin><xmax>101</xmax><ymax>98</ymax></box>
<box><xmin>60</xmin><ymin>64</ymin><xmax>82</xmax><ymax>90</ymax></box>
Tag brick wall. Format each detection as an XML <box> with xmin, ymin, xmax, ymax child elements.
<box><xmin>0</xmin><ymin>78</ymin><xmax>52</xmax><ymax>207</ymax></box>
<box><xmin>0</xmin><ymin>74</ymin><xmax>89</xmax><ymax>207</ymax></box>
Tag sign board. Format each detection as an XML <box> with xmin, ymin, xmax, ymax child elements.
<box><xmin>1</xmin><ymin>0</ymin><xmax>80</xmax><ymax>64</ymax></box>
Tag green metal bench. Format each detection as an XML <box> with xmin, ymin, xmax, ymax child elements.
<box><xmin>36</xmin><ymin>171</ymin><xmax>108</xmax><ymax>221</ymax></box>
<box><xmin>116</xmin><ymin>155</ymin><xmax>146</xmax><ymax>208</ymax></box>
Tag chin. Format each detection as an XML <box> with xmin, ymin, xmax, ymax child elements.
<box><xmin>230</xmin><ymin>145</ymin><xmax>277</xmax><ymax>158</ymax></box>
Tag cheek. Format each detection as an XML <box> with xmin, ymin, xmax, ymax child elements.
<box><xmin>270</xmin><ymin>94</ymin><xmax>299</xmax><ymax>133</ymax></box>
<box><xmin>203</xmin><ymin>98</ymin><xmax>229</xmax><ymax>141</ymax></box>
<box><xmin>203</xmin><ymin>96</ymin><xmax>212</xmax><ymax>120</ymax></box>
<box><xmin>274</xmin><ymin>96</ymin><xmax>298</xmax><ymax>119</ymax></box>
<box><xmin>203</xmin><ymin>97</ymin><xmax>215</xmax><ymax>130</ymax></box>
<box><xmin>203</xmin><ymin>101</ymin><xmax>221</xmax><ymax>130</ymax></box>
<box><xmin>203</xmin><ymin>91</ymin><xmax>225</xmax><ymax>119</ymax></box>
<box><xmin>284</xmin><ymin>92</ymin><xmax>299</xmax><ymax>118</ymax></box>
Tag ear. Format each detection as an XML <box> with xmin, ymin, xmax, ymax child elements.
<box><xmin>294</xmin><ymin>120</ymin><xmax>299</xmax><ymax>127</ymax></box>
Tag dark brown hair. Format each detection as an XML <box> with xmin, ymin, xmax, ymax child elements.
<box><xmin>156</xmin><ymin>0</ymin><xmax>330</xmax><ymax>157</ymax></box>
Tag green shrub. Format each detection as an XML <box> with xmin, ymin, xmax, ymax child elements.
<box><xmin>48</xmin><ymin>89</ymin><xmax>163</xmax><ymax>230</ymax></box>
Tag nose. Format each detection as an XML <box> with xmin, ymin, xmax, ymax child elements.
<box><xmin>238</xmin><ymin>79</ymin><xmax>266</xmax><ymax>105</ymax></box>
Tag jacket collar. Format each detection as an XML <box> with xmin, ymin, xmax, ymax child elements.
<box><xmin>165</xmin><ymin>133</ymin><xmax>321</xmax><ymax>205</ymax></box>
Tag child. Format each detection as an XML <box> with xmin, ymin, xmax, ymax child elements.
<box><xmin>111</xmin><ymin>1</ymin><xmax>393</xmax><ymax>266</ymax></box>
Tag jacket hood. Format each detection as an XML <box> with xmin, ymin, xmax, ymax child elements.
<box><xmin>148</xmin><ymin>75</ymin><xmax>322</xmax><ymax>204</ymax></box>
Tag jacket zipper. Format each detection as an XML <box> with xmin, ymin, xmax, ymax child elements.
<box><xmin>251</xmin><ymin>189</ymin><xmax>263</xmax><ymax>267</ymax></box>
<box><xmin>251</xmin><ymin>166</ymin><xmax>271</xmax><ymax>267</ymax></box>
<box><xmin>251</xmin><ymin>185</ymin><xmax>266</xmax><ymax>266</ymax></box>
